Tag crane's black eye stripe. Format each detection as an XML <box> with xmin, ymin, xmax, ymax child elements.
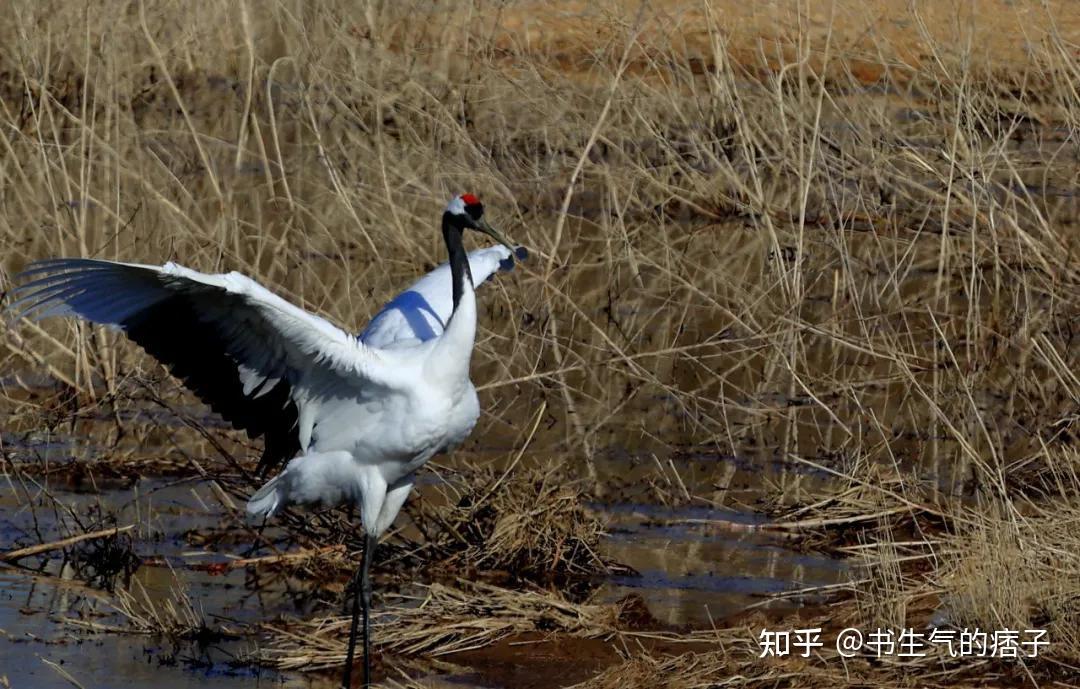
<box><xmin>464</xmin><ymin>203</ymin><xmax>484</xmax><ymax>218</ymax></box>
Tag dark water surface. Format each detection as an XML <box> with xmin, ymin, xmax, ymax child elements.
<box><xmin>0</xmin><ymin>438</ymin><xmax>846</xmax><ymax>688</ymax></box>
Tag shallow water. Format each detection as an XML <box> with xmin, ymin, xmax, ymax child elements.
<box><xmin>0</xmin><ymin>476</ymin><xmax>324</xmax><ymax>688</ymax></box>
<box><xmin>597</xmin><ymin>501</ymin><xmax>839</xmax><ymax>626</ymax></box>
<box><xmin>0</xmin><ymin>438</ymin><xmax>846</xmax><ymax>687</ymax></box>
<box><xmin>0</xmin><ymin>571</ymin><xmax>310</xmax><ymax>689</ymax></box>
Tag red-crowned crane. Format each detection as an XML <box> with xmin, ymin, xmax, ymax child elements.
<box><xmin>11</xmin><ymin>194</ymin><xmax>526</xmax><ymax>688</ymax></box>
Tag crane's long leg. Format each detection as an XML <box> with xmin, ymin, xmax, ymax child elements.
<box><xmin>343</xmin><ymin>565</ymin><xmax>361</xmax><ymax>688</ymax></box>
<box><xmin>342</xmin><ymin>533</ymin><xmax>378</xmax><ymax>689</ymax></box>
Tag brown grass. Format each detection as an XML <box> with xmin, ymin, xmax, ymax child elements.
<box><xmin>4</xmin><ymin>0</ymin><xmax>1074</xmax><ymax>465</ymax></box>
<box><xmin>1</xmin><ymin>0</ymin><xmax>1079</xmax><ymax>686</ymax></box>
<box><xmin>398</xmin><ymin>461</ymin><xmax>614</xmax><ymax>590</ymax></box>
<box><xmin>255</xmin><ymin>579</ymin><xmax>623</xmax><ymax>671</ymax></box>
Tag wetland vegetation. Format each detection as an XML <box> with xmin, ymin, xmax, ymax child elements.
<box><xmin>1</xmin><ymin>1</ymin><xmax>1078</xmax><ymax>687</ymax></box>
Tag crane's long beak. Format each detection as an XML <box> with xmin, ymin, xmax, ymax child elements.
<box><xmin>474</xmin><ymin>217</ymin><xmax>516</xmax><ymax>253</ymax></box>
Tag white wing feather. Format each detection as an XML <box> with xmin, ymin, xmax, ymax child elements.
<box><xmin>10</xmin><ymin>247</ymin><xmax>518</xmax><ymax>468</ymax></box>
<box><xmin>10</xmin><ymin>258</ymin><xmax>408</xmax><ymax>456</ymax></box>
<box><xmin>159</xmin><ymin>262</ymin><xmax>398</xmax><ymax>383</ymax></box>
<box><xmin>361</xmin><ymin>245</ymin><xmax>514</xmax><ymax>349</ymax></box>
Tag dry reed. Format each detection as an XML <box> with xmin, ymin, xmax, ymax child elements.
<box><xmin>0</xmin><ymin>0</ymin><xmax>1078</xmax><ymax>686</ymax></box>
<box><xmin>255</xmin><ymin>578</ymin><xmax>621</xmax><ymax>671</ymax></box>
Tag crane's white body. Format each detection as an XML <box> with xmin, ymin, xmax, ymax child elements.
<box><xmin>13</xmin><ymin>245</ymin><xmax>515</xmax><ymax>537</ymax></box>
<box><xmin>13</xmin><ymin>195</ymin><xmax>519</xmax><ymax>689</ymax></box>
<box><xmin>249</xmin><ymin>246</ymin><xmax>515</xmax><ymax>534</ymax></box>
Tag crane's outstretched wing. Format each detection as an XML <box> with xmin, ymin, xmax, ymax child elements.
<box><xmin>10</xmin><ymin>258</ymin><xmax>403</xmax><ymax>474</ymax></box>
<box><xmin>360</xmin><ymin>245</ymin><xmax>520</xmax><ymax>349</ymax></box>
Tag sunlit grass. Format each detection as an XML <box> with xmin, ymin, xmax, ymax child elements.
<box><xmin>1</xmin><ymin>0</ymin><xmax>1078</xmax><ymax>684</ymax></box>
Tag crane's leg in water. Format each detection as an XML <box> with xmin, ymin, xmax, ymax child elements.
<box><xmin>342</xmin><ymin>533</ymin><xmax>378</xmax><ymax>688</ymax></box>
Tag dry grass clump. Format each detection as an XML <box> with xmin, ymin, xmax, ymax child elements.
<box><xmin>109</xmin><ymin>576</ymin><xmax>206</xmax><ymax>637</ymax></box>
<box><xmin>206</xmin><ymin>461</ymin><xmax>618</xmax><ymax>591</ymax></box>
<box><xmin>761</xmin><ymin>460</ymin><xmax>949</xmax><ymax>556</ymax></box>
<box><xmin>255</xmin><ymin>579</ymin><xmax>621</xmax><ymax>671</ymax></box>
<box><xmin>576</xmin><ymin>644</ymin><xmax>963</xmax><ymax>689</ymax></box>
<box><xmin>402</xmin><ymin>462</ymin><xmax>614</xmax><ymax>589</ymax></box>
<box><xmin>1005</xmin><ymin>429</ymin><xmax>1080</xmax><ymax>497</ymax></box>
<box><xmin>800</xmin><ymin>457</ymin><xmax>1080</xmax><ymax>682</ymax></box>
<box><xmin>65</xmin><ymin>570</ymin><xmax>233</xmax><ymax>646</ymax></box>
<box><xmin>936</xmin><ymin>504</ymin><xmax>1080</xmax><ymax>665</ymax></box>
<box><xmin>570</xmin><ymin>618</ymin><xmax>970</xmax><ymax>689</ymax></box>
<box><xmin>576</xmin><ymin>650</ymin><xmax>836</xmax><ymax>689</ymax></box>
<box><xmin>578</xmin><ymin>606</ymin><xmax>1078</xmax><ymax>689</ymax></box>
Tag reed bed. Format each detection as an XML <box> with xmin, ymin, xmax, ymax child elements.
<box><xmin>2</xmin><ymin>0</ymin><xmax>1074</xmax><ymax>472</ymax></box>
<box><xmin>398</xmin><ymin>461</ymin><xmax>615</xmax><ymax>588</ymax></box>
<box><xmin>0</xmin><ymin>0</ymin><xmax>1078</xmax><ymax>686</ymax></box>
<box><xmin>255</xmin><ymin>579</ymin><xmax>622</xmax><ymax>671</ymax></box>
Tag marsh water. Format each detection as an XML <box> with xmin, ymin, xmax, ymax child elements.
<box><xmin>0</xmin><ymin>407</ymin><xmax>847</xmax><ymax>688</ymax></box>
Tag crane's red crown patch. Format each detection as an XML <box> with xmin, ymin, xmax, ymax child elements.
<box><xmin>460</xmin><ymin>193</ymin><xmax>481</xmax><ymax>206</ymax></box>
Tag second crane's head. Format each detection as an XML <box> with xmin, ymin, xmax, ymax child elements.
<box><xmin>443</xmin><ymin>194</ymin><xmax>525</xmax><ymax>260</ymax></box>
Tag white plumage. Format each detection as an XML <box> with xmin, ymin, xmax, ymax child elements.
<box><xmin>12</xmin><ymin>242</ymin><xmax>516</xmax><ymax>530</ymax></box>
<box><xmin>362</xmin><ymin>245</ymin><xmax>515</xmax><ymax>349</ymax></box>
<box><xmin>10</xmin><ymin>194</ymin><xmax>522</xmax><ymax>688</ymax></box>
<box><xmin>245</xmin><ymin>244</ymin><xmax>518</xmax><ymax>532</ymax></box>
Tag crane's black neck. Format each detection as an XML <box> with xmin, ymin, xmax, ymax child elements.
<box><xmin>442</xmin><ymin>213</ymin><xmax>474</xmax><ymax>312</ymax></box>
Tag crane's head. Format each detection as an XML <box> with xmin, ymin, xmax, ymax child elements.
<box><xmin>444</xmin><ymin>194</ymin><xmax>528</xmax><ymax>260</ymax></box>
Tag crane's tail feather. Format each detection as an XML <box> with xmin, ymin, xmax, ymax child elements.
<box><xmin>247</xmin><ymin>475</ymin><xmax>285</xmax><ymax>519</ymax></box>
<box><xmin>245</xmin><ymin>451</ymin><xmax>358</xmax><ymax>521</ymax></box>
